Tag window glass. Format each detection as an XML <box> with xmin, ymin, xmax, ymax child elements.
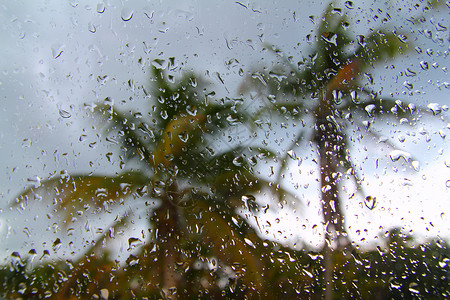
<box><xmin>1</xmin><ymin>1</ymin><xmax>448</xmax><ymax>298</ymax></box>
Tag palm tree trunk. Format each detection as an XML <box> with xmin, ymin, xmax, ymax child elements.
<box><xmin>153</xmin><ymin>186</ymin><xmax>181</xmax><ymax>299</ymax></box>
<box><xmin>316</xmin><ymin>90</ymin><xmax>347</xmax><ymax>300</ymax></box>
<box><xmin>323</xmin><ymin>241</ymin><xmax>333</xmax><ymax>300</ymax></box>
<box><xmin>317</xmin><ymin>119</ymin><xmax>346</xmax><ymax>242</ymax></box>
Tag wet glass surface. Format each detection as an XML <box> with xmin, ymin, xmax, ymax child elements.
<box><xmin>1</xmin><ymin>1</ymin><xmax>449</xmax><ymax>298</ymax></box>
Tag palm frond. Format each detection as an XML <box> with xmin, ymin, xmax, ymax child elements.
<box><xmin>95</xmin><ymin>103</ymin><xmax>154</xmax><ymax>162</ymax></box>
<box><xmin>275</xmin><ymin>131</ymin><xmax>306</xmax><ymax>184</ymax></box>
<box><xmin>355</xmin><ymin>30</ymin><xmax>409</xmax><ymax>69</ymax></box>
<box><xmin>183</xmin><ymin>196</ymin><xmax>268</xmax><ymax>284</ymax></box>
<box><xmin>341</xmin><ymin>93</ymin><xmax>432</xmax><ymax>120</ymax></box>
<box><xmin>12</xmin><ymin>172</ymin><xmax>150</xmax><ymax>225</ymax></box>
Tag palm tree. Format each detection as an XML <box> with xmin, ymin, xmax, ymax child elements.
<box><xmin>239</xmin><ymin>2</ymin><xmax>441</xmax><ymax>298</ymax></box>
<box><xmin>11</xmin><ymin>61</ymin><xmax>296</xmax><ymax>298</ymax></box>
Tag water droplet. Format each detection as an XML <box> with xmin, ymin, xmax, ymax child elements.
<box><xmin>16</xmin><ymin>282</ymin><xmax>27</xmax><ymax>294</ymax></box>
<box><xmin>189</xmin><ymin>77</ymin><xmax>197</xmax><ymax>87</ymax></box>
<box><xmin>59</xmin><ymin>108</ymin><xmax>71</xmax><ymax>118</ymax></box>
<box><xmin>446</xmin><ymin>180</ymin><xmax>450</xmax><ymax>188</ymax></box>
<box><xmin>405</xmin><ymin>68</ymin><xmax>417</xmax><ymax>77</ymax></box>
<box><xmin>27</xmin><ymin>176</ymin><xmax>42</xmax><ymax>188</ymax></box>
<box><xmin>226</xmin><ymin>115</ymin><xmax>241</xmax><ymax>125</ymax></box>
<box><xmin>439</xmin><ymin>259</ymin><xmax>448</xmax><ymax>268</ymax></box>
<box><xmin>420</xmin><ymin>61</ymin><xmax>429</xmax><ymax>70</ymax></box>
<box><xmin>390</xmin><ymin>281</ymin><xmax>401</xmax><ymax>290</ymax></box>
<box><xmin>399</xmin><ymin>118</ymin><xmax>409</xmax><ymax>125</ymax></box>
<box><xmin>364</xmin><ymin>196</ymin><xmax>376</xmax><ymax>210</ymax></box>
<box><xmin>88</xmin><ymin>22</ymin><xmax>96</xmax><ymax>33</ymax></box>
<box><xmin>423</xmin><ymin>29</ymin><xmax>433</xmax><ymax>39</ymax></box>
<box><xmin>119</xmin><ymin>183</ymin><xmax>131</xmax><ymax>194</ymax></box>
<box><xmin>308</xmin><ymin>253</ymin><xmax>322</xmax><ymax>260</ymax></box>
<box><xmin>378</xmin><ymin>136</ymin><xmax>389</xmax><ymax>143</ymax></box>
<box><xmin>69</xmin><ymin>0</ymin><xmax>78</xmax><ymax>7</ymax></box>
<box><xmin>244</xmin><ymin>238</ymin><xmax>256</xmax><ymax>248</ymax></box>
<box><xmin>350</xmin><ymin>90</ymin><xmax>358</xmax><ymax>104</ymax></box>
<box><xmin>51</xmin><ymin>44</ymin><xmax>65</xmax><ymax>59</ymax></box>
<box><xmin>241</xmin><ymin>195</ymin><xmax>257</xmax><ymax>210</ymax></box>
<box><xmin>330</xmin><ymin>199</ymin><xmax>336</xmax><ymax>212</ymax></box>
<box><xmin>322</xmin><ymin>185</ymin><xmax>332</xmax><ymax>193</ymax></box>
<box><xmin>186</xmin><ymin>105</ymin><xmax>197</xmax><ymax>116</ymax></box>
<box><xmin>411</xmin><ymin>160</ymin><xmax>420</xmax><ymax>171</ymax></box>
<box><xmin>152</xmin><ymin>59</ymin><xmax>168</xmax><ymax>69</ymax></box>
<box><xmin>232</xmin><ymin>155</ymin><xmax>244</xmax><ymax>166</ymax></box>
<box><xmin>52</xmin><ymin>238</ymin><xmax>62</xmax><ymax>251</ymax></box>
<box><xmin>427</xmin><ymin>103</ymin><xmax>441</xmax><ymax>115</ymax></box>
<box><xmin>403</xmin><ymin>81</ymin><xmax>413</xmax><ymax>90</ymax></box>
<box><xmin>287</xmin><ymin>150</ymin><xmax>296</xmax><ymax>159</ymax></box>
<box><xmin>126</xmin><ymin>254</ymin><xmax>139</xmax><ymax>266</ymax></box>
<box><xmin>178</xmin><ymin>131</ymin><xmax>189</xmax><ymax>143</ymax></box>
<box><xmin>128</xmin><ymin>237</ymin><xmax>142</xmax><ymax>250</ymax></box>
<box><xmin>408</xmin><ymin>282</ymin><xmax>420</xmax><ymax>294</ymax></box>
<box><xmin>362</xmin><ymin>120</ymin><xmax>370</xmax><ymax>129</ymax></box>
<box><xmin>248</xmin><ymin>155</ymin><xmax>257</xmax><ymax>166</ymax></box>
<box><xmin>408</xmin><ymin>103</ymin><xmax>416</xmax><ymax>114</ymax></box>
<box><xmin>121</xmin><ymin>8</ymin><xmax>134</xmax><ymax>21</ymax></box>
<box><xmin>395</xmin><ymin>100</ymin><xmax>404</xmax><ymax>111</ymax></box>
<box><xmin>389</xmin><ymin>150</ymin><xmax>411</xmax><ymax>162</ymax></box>
<box><xmin>97</xmin><ymin>3</ymin><xmax>105</xmax><ymax>13</ymax></box>
<box><xmin>365</xmin><ymin>104</ymin><xmax>376</xmax><ymax>117</ymax></box>
<box><xmin>95</xmin><ymin>188</ymin><xmax>108</xmax><ymax>198</ymax></box>
<box><xmin>344</xmin><ymin>1</ymin><xmax>354</xmax><ymax>9</ymax></box>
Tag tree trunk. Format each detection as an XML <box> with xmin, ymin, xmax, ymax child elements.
<box><xmin>316</xmin><ymin>90</ymin><xmax>348</xmax><ymax>300</ymax></box>
<box><xmin>317</xmin><ymin>117</ymin><xmax>346</xmax><ymax>244</ymax></box>
<box><xmin>152</xmin><ymin>185</ymin><xmax>181</xmax><ymax>299</ymax></box>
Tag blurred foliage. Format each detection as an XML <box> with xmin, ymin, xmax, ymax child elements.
<box><xmin>1</xmin><ymin>228</ymin><xmax>448</xmax><ymax>299</ymax></box>
<box><xmin>6</xmin><ymin>62</ymin><xmax>298</xmax><ymax>298</ymax></box>
<box><xmin>239</xmin><ymin>0</ymin><xmax>447</xmax><ymax>298</ymax></box>
<box><xmin>239</xmin><ymin>0</ymin><xmax>441</xmax><ymax>250</ymax></box>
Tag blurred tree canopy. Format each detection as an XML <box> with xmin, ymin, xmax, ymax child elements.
<box><xmin>239</xmin><ymin>2</ymin><xmax>447</xmax><ymax>298</ymax></box>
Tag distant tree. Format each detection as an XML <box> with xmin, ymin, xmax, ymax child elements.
<box><xmin>240</xmin><ymin>1</ymin><xmax>444</xmax><ymax>298</ymax></box>
<box><xmin>7</xmin><ymin>62</ymin><xmax>296</xmax><ymax>298</ymax></box>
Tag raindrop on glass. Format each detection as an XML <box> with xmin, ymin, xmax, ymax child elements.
<box><xmin>389</xmin><ymin>150</ymin><xmax>411</xmax><ymax>162</ymax></box>
<box><xmin>427</xmin><ymin>103</ymin><xmax>441</xmax><ymax>115</ymax></box>
<box><xmin>365</xmin><ymin>196</ymin><xmax>376</xmax><ymax>210</ymax></box>
<box><xmin>51</xmin><ymin>45</ymin><xmax>64</xmax><ymax>59</ymax></box>
<box><xmin>121</xmin><ymin>8</ymin><xmax>134</xmax><ymax>21</ymax></box>
<box><xmin>365</xmin><ymin>104</ymin><xmax>376</xmax><ymax>117</ymax></box>
<box><xmin>59</xmin><ymin>108</ymin><xmax>71</xmax><ymax>118</ymax></box>
<box><xmin>97</xmin><ymin>3</ymin><xmax>105</xmax><ymax>13</ymax></box>
<box><xmin>88</xmin><ymin>22</ymin><xmax>96</xmax><ymax>33</ymax></box>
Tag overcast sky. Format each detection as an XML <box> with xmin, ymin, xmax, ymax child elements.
<box><xmin>0</xmin><ymin>0</ymin><xmax>448</xmax><ymax>261</ymax></box>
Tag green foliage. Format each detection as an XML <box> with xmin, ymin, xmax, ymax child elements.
<box><xmin>2</xmin><ymin>228</ymin><xmax>448</xmax><ymax>299</ymax></box>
